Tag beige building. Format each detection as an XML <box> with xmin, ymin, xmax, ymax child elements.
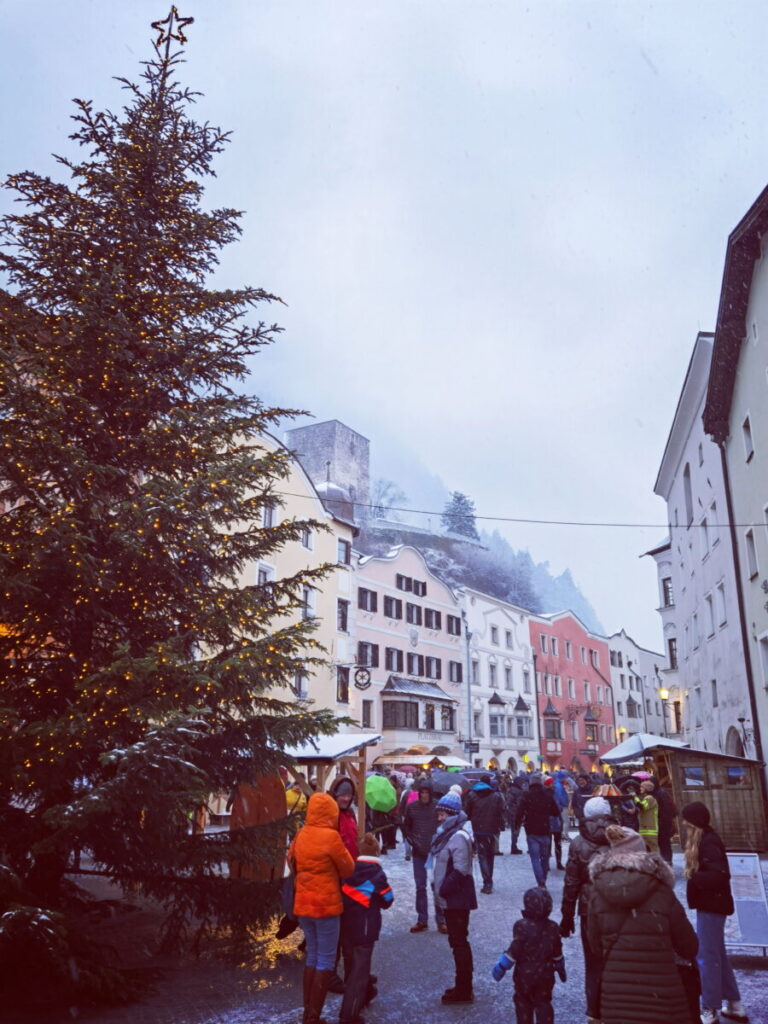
<box><xmin>236</xmin><ymin>432</ymin><xmax>357</xmax><ymax>713</ymax></box>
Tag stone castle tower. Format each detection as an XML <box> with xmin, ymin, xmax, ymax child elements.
<box><xmin>283</xmin><ymin>420</ymin><xmax>370</xmax><ymax>525</ymax></box>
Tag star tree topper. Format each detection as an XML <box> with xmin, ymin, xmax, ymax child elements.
<box><xmin>151</xmin><ymin>6</ymin><xmax>194</xmax><ymax>57</ymax></box>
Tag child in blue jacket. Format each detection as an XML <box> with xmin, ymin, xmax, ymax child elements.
<box><xmin>492</xmin><ymin>886</ymin><xmax>566</xmax><ymax>1024</ymax></box>
<box><xmin>339</xmin><ymin>832</ymin><xmax>394</xmax><ymax>1024</ymax></box>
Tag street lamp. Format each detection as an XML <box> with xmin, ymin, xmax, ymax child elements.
<box><xmin>658</xmin><ymin>687</ymin><xmax>670</xmax><ymax>737</ymax></box>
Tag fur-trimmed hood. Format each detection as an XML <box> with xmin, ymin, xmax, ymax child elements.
<box><xmin>589</xmin><ymin>848</ymin><xmax>674</xmax><ymax>910</ymax></box>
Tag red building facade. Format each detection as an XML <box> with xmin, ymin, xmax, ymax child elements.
<box><xmin>528</xmin><ymin>612</ymin><xmax>615</xmax><ymax>773</ymax></box>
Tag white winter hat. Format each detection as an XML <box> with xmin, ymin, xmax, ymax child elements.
<box><xmin>584</xmin><ymin>796</ymin><xmax>611</xmax><ymax>820</ymax></box>
<box><xmin>449</xmin><ymin>784</ymin><xmax>464</xmax><ymax>798</ymax></box>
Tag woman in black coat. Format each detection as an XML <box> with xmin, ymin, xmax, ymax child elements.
<box><xmin>588</xmin><ymin>824</ymin><xmax>698</xmax><ymax>1024</ymax></box>
<box><xmin>683</xmin><ymin>802</ymin><xmax>748</xmax><ymax>1024</ymax></box>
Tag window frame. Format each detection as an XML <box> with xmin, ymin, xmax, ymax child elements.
<box><xmin>336</xmin><ymin>598</ymin><xmax>349</xmax><ymax>633</ymax></box>
<box><xmin>336</xmin><ymin>666</ymin><xmax>350</xmax><ymax>704</ymax></box>
<box><xmin>406</xmin><ymin>602</ymin><xmax>423</xmax><ymax>626</ymax></box>
<box><xmin>446</xmin><ymin>614</ymin><xmax>462</xmax><ymax>636</ymax></box>
<box><xmin>358</xmin><ymin>587</ymin><xmax>378</xmax><ymax>612</ymax></box>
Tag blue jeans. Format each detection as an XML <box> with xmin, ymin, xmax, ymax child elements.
<box><xmin>413</xmin><ymin>853</ymin><xmax>444</xmax><ymax>926</ymax></box>
<box><xmin>526</xmin><ymin>834</ymin><xmax>550</xmax><ymax>886</ymax></box>
<box><xmin>696</xmin><ymin>911</ymin><xmax>740</xmax><ymax>1010</ymax></box>
<box><xmin>298</xmin><ymin>915</ymin><xmax>340</xmax><ymax>970</ymax></box>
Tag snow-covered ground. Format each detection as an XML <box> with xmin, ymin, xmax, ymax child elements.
<box><xmin>76</xmin><ymin>835</ymin><xmax>767</xmax><ymax>1024</ymax></box>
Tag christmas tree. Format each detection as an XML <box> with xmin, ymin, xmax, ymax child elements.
<box><xmin>0</xmin><ymin>7</ymin><xmax>339</xmax><ymax>992</ymax></box>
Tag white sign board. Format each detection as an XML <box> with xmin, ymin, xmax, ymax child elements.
<box><xmin>725</xmin><ymin>853</ymin><xmax>768</xmax><ymax>950</ymax></box>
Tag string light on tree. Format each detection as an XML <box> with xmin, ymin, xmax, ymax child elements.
<box><xmin>0</xmin><ymin>6</ymin><xmax>342</xmax><ymax>984</ymax></box>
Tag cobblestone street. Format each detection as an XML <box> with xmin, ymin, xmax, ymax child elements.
<box><xmin>25</xmin><ymin>839</ymin><xmax>763</xmax><ymax>1024</ymax></box>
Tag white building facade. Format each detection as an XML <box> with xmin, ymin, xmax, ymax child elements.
<box><xmin>645</xmin><ymin>538</ymin><xmax>684</xmax><ymax>738</ymax></box>
<box><xmin>607</xmin><ymin>629</ymin><xmax>666</xmax><ymax>741</ymax></box>
<box><xmin>653</xmin><ymin>332</ymin><xmax>752</xmax><ymax>755</ymax></box>
<box><xmin>703</xmin><ymin>187</ymin><xmax>768</xmax><ymax>772</ymax></box>
<box><xmin>459</xmin><ymin>588</ymin><xmax>538</xmax><ymax>771</ymax></box>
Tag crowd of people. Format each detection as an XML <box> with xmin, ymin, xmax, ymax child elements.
<box><xmin>278</xmin><ymin>765</ymin><xmax>750</xmax><ymax>1024</ymax></box>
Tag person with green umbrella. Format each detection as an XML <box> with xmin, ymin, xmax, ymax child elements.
<box><xmin>366</xmin><ymin>772</ymin><xmax>398</xmax><ymax>855</ymax></box>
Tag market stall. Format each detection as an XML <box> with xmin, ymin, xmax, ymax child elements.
<box><xmin>601</xmin><ymin>733</ymin><xmax>767</xmax><ymax>852</ymax></box>
<box><xmin>283</xmin><ymin>732</ymin><xmax>383</xmax><ymax>840</ymax></box>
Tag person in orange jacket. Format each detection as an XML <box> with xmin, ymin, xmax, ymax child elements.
<box><xmin>289</xmin><ymin>792</ymin><xmax>355</xmax><ymax>1024</ymax></box>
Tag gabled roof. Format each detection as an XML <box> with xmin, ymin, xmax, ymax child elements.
<box><xmin>532</xmin><ymin>609</ymin><xmax>608</xmax><ymax>644</ymax></box>
<box><xmin>704</xmin><ymin>183</ymin><xmax>768</xmax><ymax>443</ymax></box>
<box><xmin>606</xmin><ymin>628</ymin><xmax>663</xmax><ymax>659</ymax></box>
<box><xmin>514</xmin><ymin>695</ymin><xmax>531</xmax><ymax>712</ymax></box>
<box><xmin>583</xmin><ymin>705</ymin><xmax>598</xmax><ymax>722</ymax></box>
<box><xmin>643</xmin><ymin>536</ymin><xmax>671</xmax><ymax>558</ymax></box>
<box><xmin>356</xmin><ymin>544</ymin><xmax>456</xmax><ymax>598</ymax></box>
<box><xmin>381</xmin><ymin>675</ymin><xmax>457</xmax><ymax>702</ymax></box>
<box><xmin>542</xmin><ymin>699</ymin><xmax>560</xmax><ymax>716</ymax></box>
<box><xmin>653</xmin><ymin>332</ymin><xmax>714</xmax><ymax>499</ymax></box>
<box><xmin>487</xmin><ymin>691</ymin><xmax>507</xmax><ymax>706</ymax></box>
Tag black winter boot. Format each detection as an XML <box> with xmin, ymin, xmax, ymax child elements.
<box><xmin>306</xmin><ymin>968</ymin><xmax>333</xmax><ymax>1024</ymax></box>
<box><xmin>441</xmin><ymin>988</ymin><xmax>474</xmax><ymax>1004</ymax></box>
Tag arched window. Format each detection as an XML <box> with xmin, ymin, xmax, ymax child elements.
<box><xmin>725</xmin><ymin>725</ymin><xmax>745</xmax><ymax>757</ymax></box>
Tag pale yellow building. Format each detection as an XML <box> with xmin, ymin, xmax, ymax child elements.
<box><xmin>236</xmin><ymin>432</ymin><xmax>358</xmax><ymax>713</ymax></box>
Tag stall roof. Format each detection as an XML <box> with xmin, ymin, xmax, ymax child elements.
<box><xmin>372</xmin><ymin>754</ymin><xmax>423</xmax><ymax>765</ymax></box>
<box><xmin>429</xmin><ymin>755</ymin><xmax>472</xmax><ymax>768</ymax></box>
<box><xmin>284</xmin><ymin>732</ymin><xmax>382</xmax><ymax>764</ymax></box>
<box><xmin>600</xmin><ymin>732</ymin><xmax>689</xmax><ymax>763</ymax></box>
<box><xmin>382</xmin><ymin>676</ymin><xmax>457</xmax><ymax>702</ymax></box>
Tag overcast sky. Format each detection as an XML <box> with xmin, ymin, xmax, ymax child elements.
<box><xmin>3</xmin><ymin>1</ymin><xmax>767</xmax><ymax>650</ymax></box>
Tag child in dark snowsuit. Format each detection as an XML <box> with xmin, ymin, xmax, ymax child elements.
<box><xmin>492</xmin><ymin>886</ymin><xmax>566</xmax><ymax>1024</ymax></box>
<box><xmin>339</xmin><ymin>832</ymin><xmax>393</xmax><ymax>1024</ymax></box>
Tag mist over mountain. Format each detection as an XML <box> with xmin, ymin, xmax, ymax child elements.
<box><xmin>280</xmin><ymin>414</ymin><xmax>605</xmax><ymax>633</ymax></box>
<box><xmin>366</xmin><ymin>443</ymin><xmax>605</xmax><ymax>633</ymax></box>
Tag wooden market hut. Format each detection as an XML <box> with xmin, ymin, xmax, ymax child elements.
<box><xmin>282</xmin><ymin>732</ymin><xmax>382</xmax><ymax>840</ymax></box>
<box><xmin>601</xmin><ymin>733</ymin><xmax>767</xmax><ymax>852</ymax></box>
<box><xmin>226</xmin><ymin>732</ymin><xmax>381</xmax><ymax>882</ymax></box>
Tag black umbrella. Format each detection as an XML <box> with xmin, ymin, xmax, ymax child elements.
<box><xmin>430</xmin><ymin>769</ymin><xmax>471</xmax><ymax>795</ymax></box>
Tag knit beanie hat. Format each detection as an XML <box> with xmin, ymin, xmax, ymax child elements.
<box><xmin>682</xmin><ymin>801</ymin><xmax>710</xmax><ymax>829</ymax></box>
<box><xmin>448</xmin><ymin>784</ymin><xmax>464</xmax><ymax>799</ymax></box>
<box><xmin>640</xmin><ymin>780</ymin><xmax>655</xmax><ymax>794</ymax></box>
<box><xmin>605</xmin><ymin>824</ymin><xmax>647</xmax><ymax>854</ymax></box>
<box><xmin>436</xmin><ymin>792</ymin><xmax>462</xmax><ymax>814</ymax></box>
<box><xmin>359</xmin><ymin>832</ymin><xmax>380</xmax><ymax>857</ymax></box>
<box><xmin>523</xmin><ymin>885</ymin><xmax>553</xmax><ymax>920</ymax></box>
<box><xmin>529</xmin><ymin>772</ymin><xmax>543</xmax><ymax>786</ymax></box>
<box><xmin>584</xmin><ymin>796</ymin><xmax>611</xmax><ymax>820</ymax></box>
